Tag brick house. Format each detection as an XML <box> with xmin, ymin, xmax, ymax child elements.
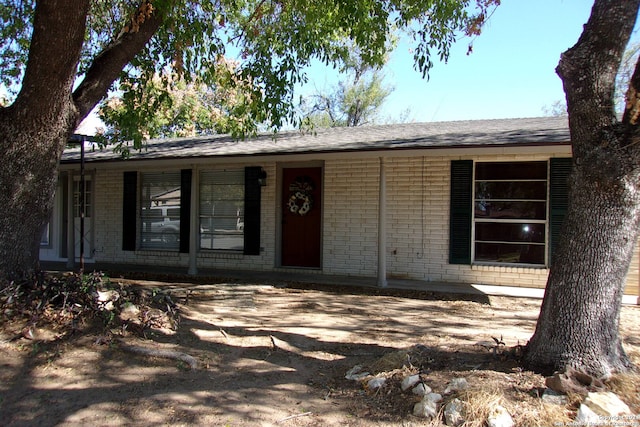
<box><xmin>40</xmin><ymin>116</ymin><xmax>640</xmax><ymax>298</ymax></box>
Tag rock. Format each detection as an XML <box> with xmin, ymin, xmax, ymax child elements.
<box><xmin>545</xmin><ymin>367</ymin><xmax>604</xmax><ymax>395</ymax></box>
<box><xmin>425</xmin><ymin>392</ymin><xmax>442</xmax><ymax>403</ymax></box>
<box><xmin>575</xmin><ymin>403</ymin><xmax>600</xmax><ymax>424</ymax></box>
<box><xmin>345</xmin><ymin>365</ymin><xmax>370</xmax><ymax>381</ymax></box>
<box><xmin>401</xmin><ymin>374</ymin><xmax>421</xmax><ymax>391</ymax></box>
<box><xmin>119</xmin><ymin>303</ymin><xmax>140</xmax><ymax>321</ymax></box>
<box><xmin>97</xmin><ymin>290</ymin><xmax>120</xmax><ymax>302</ymax></box>
<box><xmin>444</xmin><ymin>377</ymin><xmax>469</xmax><ymax>394</ymax></box>
<box><xmin>487</xmin><ymin>405</ymin><xmax>514</xmax><ymax>427</ymax></box>
<box><xmin>444</xmin><ymin>398</ymin><xmax>465</xmax><ymax>427</ymax></box>
<box><xmin>581</xmin><ymin>391</ymin><xmax>631</xmax><ymax>416</ymax></box>
<box><xmin>541</xmin><ymin>388</ymin><xmax>569</xmax><ymax>405</ymax></box>
<box><xmin>411</xmin><ymin>383</ymin><xmax>432</xmax><ymax>396</ymax></box>
<box><xmin>413</xmin><ymin>396</ymin><xmax>438</xmax><ymax>419</ymax></box>
<box><xmin>367</xmin><ymin>377</ymin><xmax>386</xmax><ymax>390</ymax></box>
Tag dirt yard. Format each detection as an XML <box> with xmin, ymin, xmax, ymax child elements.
<box><xmin>0</xmin><ymin>276</ymin><xmax>638</xmax><ymax>426</ymax></box>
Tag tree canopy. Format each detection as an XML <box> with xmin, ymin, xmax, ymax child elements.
<box><xmin>1</xmin><ymin>0</ymin><xmax>496</xmax><ymax>141</ymax></box>
<box><xmin>98</xmin><ymin>57</ymin><xmax>259</xmax><ymax>146</ymax></box>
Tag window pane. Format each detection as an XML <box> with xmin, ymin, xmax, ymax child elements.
<box><xmin>475</xmin><ymin>181</ymin><xmax>547</xmax><ymax>200</ymax></box>
<box><xmin>475</xmin><ymin>161</ymin><xmax>547</xmax><ymax>180</ymax></box>
<box><xmin>475</xmin><ymin>201</ymin><xmax>546</xmax><ymax>220</ymax></box>
<box><xmin>73</xmin><ymin>179</ymin><xmax>92</xmax><ymax>218</ymax></box>
<box><xmin>200</xmin><ymin>169</ymin><xmax>244</xmax><ymax>251</ymax></box>
<box><xmin>41</xmin><ymin>222</ymin><xmax>50</xmax><ymax>246</ymax></box>
<box><xmin>472</xmin><ymin>161</ymin><xmax>549</xmax><ymax>266</ymax></box>
<box><xmin>140</xmin><ymin>172</ymin><xmax>181</xmax><ymax>251</ymax></box>
<box><xmin>476</xmin><ymin>222</ymin><xmax>545</xmax><ymax>244</ymax></box>
<box><xmin>475</xmin><ymin>242</ymin><xmax>545</xmax><ymax>264</ymax></box>
<box><xmin>200</xmin><ymin>233</ymin><xmax>244</xmax><ymax>250</ymax></box>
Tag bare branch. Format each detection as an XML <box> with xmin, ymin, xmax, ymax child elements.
<box><xmin>556</xmin><ymin>0</ymin><xmax>640</xmax><ymax>147</ymax></box>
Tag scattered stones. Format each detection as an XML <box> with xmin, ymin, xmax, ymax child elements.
<box><xmin>545</xmin><ymin>367</ymin><xmax>604</xmax><ymax>395</ymax></box>
<box><xmin>541</xmin><ymin>388</ymin><xmax>569</xmax><ymax>405</ymax></box>
<box><xmin>444</xmin><ymin>377</ymin><xmax>469</xmax><ymax>394</ymax></box>
<box><xmin>425</xmin><ymin>392</ymin><xmax>442</xmax><ymax>403</ymax></box>
<box><xmin>576</xmin><ymin>393</ymin><xmax>633</xmax><ymax>425</ymax></box>
<box><xmin>411</xmin><ymin>383</ymin><xmax>432</xmax><ymax>396</ymax></box>
<box><xmin>97</xmin><ymin>290</ymin><xmax>120</xmax><ymax>303</ymax></box>
<box><xmin>345</xmin><ymin>365</ymin><xmax>370</xmax><ymax>381</ymax></box>
<box><xmin>575</xmin><ymin>403</ymin><xmax>600</xmax><ymax>424</ymax></box>
<box><xmin>444</xmin><ymin>398</ymin><xmax>465</xmax><ymax>427</ymax></box>
<box><xmin>579</xmin><ymin>391</ymin><xmax>631</xmax><ymax>417</ymax></box>
<box><xmin>413</xmin><ymin>396</ymin><xmax>438</xmax><ymax>419</ymax></box>
<box><xmin>119</xmin><ymin>303</ymin><xmax>141</xmax><ymax>322</ymax></box>
<box><xmin>367</xmin><ymin>376</ymin><xmax>387</xmax><ymax>390</ymax></box>
<box><xmin>401</xmin><ymin>374</ymin><xmax>421</xmax><ymax>391</ymax></box>
<box><xmin>486</xmin><ymin>404</ymin><xmax>514</xmax><ymax>427</ymax></box>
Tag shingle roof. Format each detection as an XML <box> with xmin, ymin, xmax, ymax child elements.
<box><xmin>61</xmin><ymin>116</ymin><xmax>570</xmax><ymax>164</ymax></box>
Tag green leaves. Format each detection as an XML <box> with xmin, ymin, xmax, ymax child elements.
<box><xmin>2</xmin><ymin>0</ymin><xmax>498</xmax><ymax>140</ymax></box>
<box><xmin>98</xmin><ymin>57</ymin><xmax>261</xmax><ymax>151</ymax></box>
<box><xmin>0</xmin><ymin>0</ymin><xmax>34</xmax><ymax>95</ymax></box>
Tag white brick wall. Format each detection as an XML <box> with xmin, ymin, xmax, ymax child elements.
<box><xmin>323</xmin><ymin>158</ymin><xmax>380</xmax><ymax>276</ymax></box>
<box><xmin>54</xmin><ymin>153</ymin><xmax>639</xmax><ymax>296</ymax></box>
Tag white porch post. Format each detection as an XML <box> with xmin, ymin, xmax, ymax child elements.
<box><xmin>378</xmin><ymin>157</ymin><xmax>387</xmax><ymax>287</ymax></box>
<box><xmin>66</xmin><ymin>171</ymin><xmax>75</xmax><ymax>269</ymax></box>
<box><xmin>188</xmin><ymin>167</ymin><xmax>198</xmax><ymax>275</ymax></box>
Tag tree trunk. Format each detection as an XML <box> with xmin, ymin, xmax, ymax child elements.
<box><xmin>0</xmin><ymin>0</ymin><xmax>163</xmax><ymax>283</ymax></box>
<box><xmin>0</xmin><ymin>0</ymin><xmax>89</xmax><ymax>282</ymax></box>
<box><xmin>525</xmin><ymin>0</ymin><xmax>640</xmax><ymax>378</ymax></box>
<box><xmin>0</xmin><ymin>110</ymin><xmax>73</xmax><ymax>281</ymax></box>
<box><xmin>526</xmin><ymin>157</ymin><xmax>640</xmax><ymax>376</ymax></box>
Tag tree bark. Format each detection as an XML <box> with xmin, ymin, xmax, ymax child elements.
<box><xmin>0</xmin><ymin>1</ymin><xmax>164</xmax><ymax>282</ymax></box>
<box><xmin>525</xmin><ymin>0</ymin><xmax>640</xmax><ymax>378</ymax></box>
<box><xmin>0</xmin><ymin>0</ymin><xmax>89</xmax><ymax>281</ymax></box>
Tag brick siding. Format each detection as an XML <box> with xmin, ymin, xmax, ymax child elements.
<box><xmin>49</xmin><ymin>153</ymin><xmax>639</xmax><ymax>296</ymax></box>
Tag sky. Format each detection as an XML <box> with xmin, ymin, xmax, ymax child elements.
<box><xmin>77</xmin><ymin>0</ymin><xmax>630</xmax><ymax>133</ymax></box>
<box><xmin>296</xmin><ymin>0</ymin><xmax>600</xmax><ymax>124</ymax></box>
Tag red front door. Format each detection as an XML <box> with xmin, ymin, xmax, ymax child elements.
<box><xmin>281</xmin><ymin>167</ymin><xmax>322</xmax><ymax>268</ymax></box>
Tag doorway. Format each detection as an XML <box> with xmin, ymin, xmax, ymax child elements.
<box><xmin>281</xmin><ymin>167</ymin><xmax>322</xmax><ymax>268</ymax></box>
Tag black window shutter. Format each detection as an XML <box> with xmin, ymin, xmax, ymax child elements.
<box><xmin>122</xmin><ymin>171</ymin><xmax>137</xmax><ymax>251</ymax></box>
<box><xmin>179</xmin><ymin>169</ymin><xmax>192</xmax><ymax>253</ymax></box>
<box><xmin>244</xmin><ymin>167</ymin><xmax>262</xmax><ymax>255</ymax></box>
<box><xmin>449</xmin><ymin>160</ymin><xmax>473</xmax><ymax>264</ymax></box>
<box><xmin>549</xmin><ymin>157</ymin><xmax>572</xmax><ymax>264</ymax></box>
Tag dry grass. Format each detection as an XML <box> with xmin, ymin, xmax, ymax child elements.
<box><xmin>452</xmin><ymin>386</ymin><xmax>577</xmax><ymax>427</ymax></box>
<box><xmin>608</xmin><ymin>370</ymin><xmax>640</xmax><ymax>413</ymax></box>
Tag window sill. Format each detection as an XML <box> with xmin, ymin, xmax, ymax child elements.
<box><xmin>136</xmin><ymin>249</ymin><xmax>182</xmax><ymax>256</ymax></box>
<box><xmin>472</xmin><ymin>262</ymin><xmax>548</xmax><ymax>271</ymax></box>
<box><xmin>198</xmin><ymin>250</ymin><xmax>244</xmax><ymax>259</ymax></box>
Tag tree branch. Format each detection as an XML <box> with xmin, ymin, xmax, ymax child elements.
<box><xmin>17</xmin><ymin>0</ymin><xmax>90</xmax><ymax>111</ymax></box>
<box><xmin>72</xmin><ymin>0</ymin><xmax>165</xmax><ymax>121</ymax></box>
<box><xmin>556</xmin><ymin>0</ymin><xmax>639</xmax><ymax>136</ymax></box>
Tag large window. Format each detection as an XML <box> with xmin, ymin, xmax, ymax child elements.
<box><xmin>140</xmin><ymin>171</ymin><xmax>181</xmax><ymax>250</ymax></box>
<box><xmin>200</xmin><ymin>169</ymin><xmax>244</xmax><ymax>251</ymax></box>
<box><xmin>473</xmin><ymin>161</ymin><xmax>548</xmax><ymax>265</ymax></box>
